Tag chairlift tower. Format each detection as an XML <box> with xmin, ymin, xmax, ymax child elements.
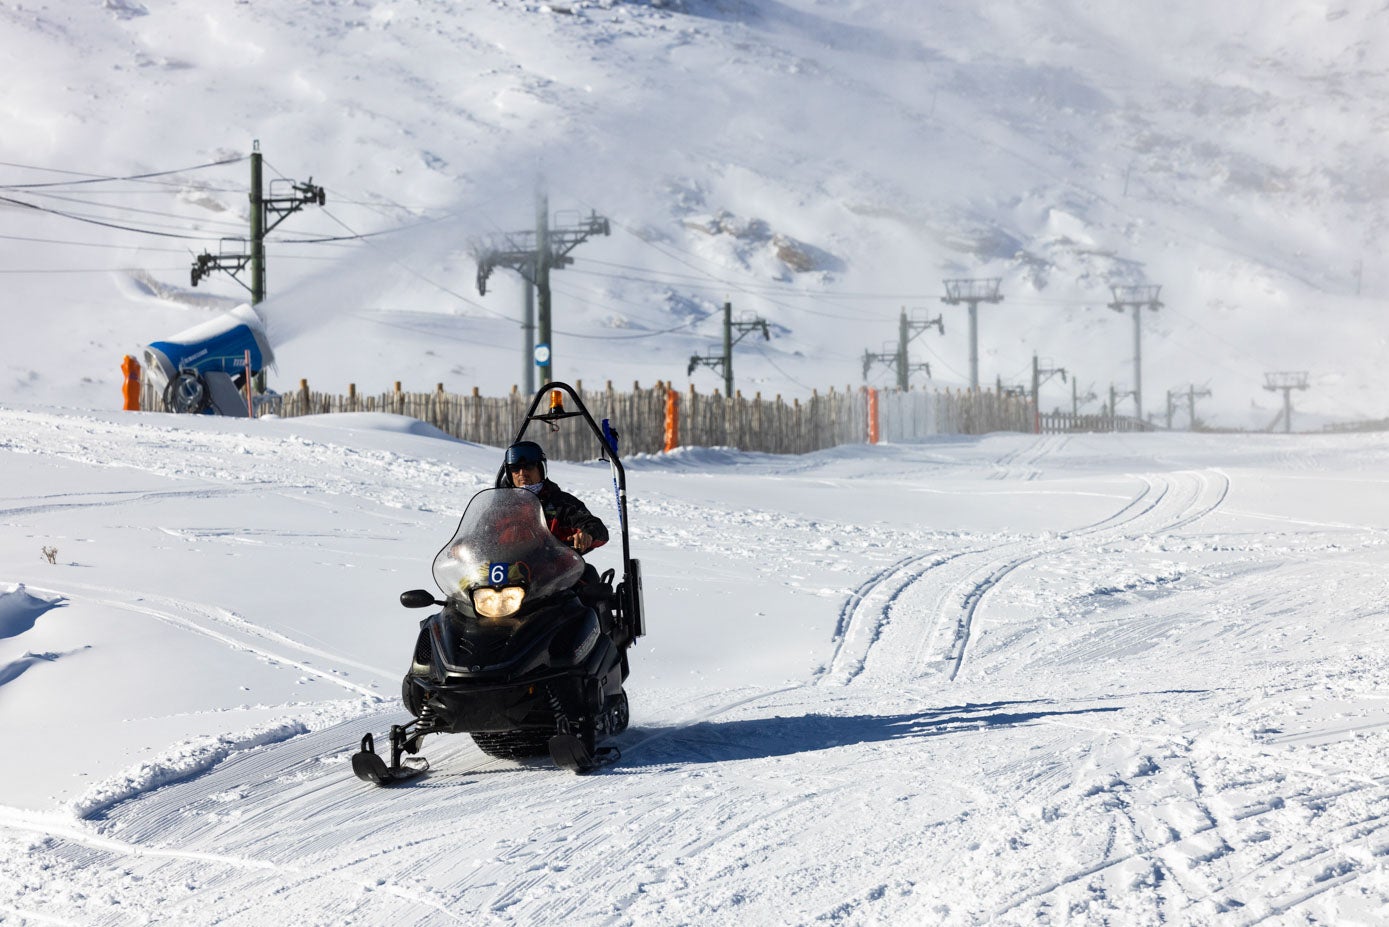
<box><xmin>1107</xmin><ymin>284</ymin><xmax>1163</xmax><ymax>421</ymax></box>
<box><xmin>942</xmin><ymin>278</ymin><xmax>1003</xmax><ymax>390</ymax></box>
<box><xmin>474</xmin><ymin>188</ymin><xmax>610</xmax><ymax>389</ymax></box>
<box><xmin>1263</xmin><ymin>371</ymin><xmax>1309</xmax><ymax>433</ymax></box>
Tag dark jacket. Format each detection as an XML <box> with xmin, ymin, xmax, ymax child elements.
<box><xmin>534</xmin><ymin>479</ymin><xmax>609</xmax><ymax>552</ymax></box>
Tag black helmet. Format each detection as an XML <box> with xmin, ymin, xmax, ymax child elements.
<box><xmin>504</xmin><ymin>441</ymin><xmax>547</xmax><ymax>480</ymax></box>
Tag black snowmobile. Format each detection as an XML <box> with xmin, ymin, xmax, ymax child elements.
<box><xmin>351</xmin><ymin>382</ymin><xmax>645</xmax><ymax>782</ymax></box>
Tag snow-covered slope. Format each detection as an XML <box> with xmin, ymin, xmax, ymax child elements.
<box><xmin>1</xmin><ymin>408</ymin><xmax>1387</xmax><ymax>924</ymax></box>
<box><xmin>2</xmin><ymin>0</ymin><xmax>1385</xmax><ymax>426</ymax></box>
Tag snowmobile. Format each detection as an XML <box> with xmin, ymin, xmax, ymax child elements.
<box><xmin>351</xmin><ymin>382</ymin><xmax>645</xmax><ymax>782</ymax></box>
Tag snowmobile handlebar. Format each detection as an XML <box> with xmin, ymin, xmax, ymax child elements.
<box><xmin>500</xmin><ymin>381</ymin><xmax>633</xmax><ymax>571</ymax></box>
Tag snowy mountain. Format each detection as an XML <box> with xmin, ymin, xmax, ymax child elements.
<box><xmin>3</xmin><ymin>0</ymin><xmax>1385</xmax><ymax>428</ymax></box>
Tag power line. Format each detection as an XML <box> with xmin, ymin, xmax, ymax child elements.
<box><xmin>751</xmin><ymin>345</ymin><xmax>816</xmax><ymax>392</ymax></box>
<box><xmin>546</xmin><ymin>281</ymin><xmax>718</xmax><ymax>340</ymax></box>
<box><xmin>577</xmin><ymin>257</ymin><xmax>899</xmax><ymax>304</ymax></box>
<box><xmin>277</xmin><ymin>210</ymin><xmax>455</xmax><ymax>244</ymax></box>
<box><xmin>582</xmin><ymin>206</ymin><xmax>894</xmax><ymax>326</ymax></box>
<box><xmin>0</xmin><ymin>232</ymin><xmax>193</xmax><ymax>253</ymax></box>
<box><xmin>0</xmin><ymin>155</ymin><xmax>247</xmax><ymax>189</ymax></box>
<box><xmin>566</xmin><ymin>264</ymin><xmax>878</xmax><ymax>322</ymax></box>
<box><xmin>0</xmin><ymin>193</ymin><xmax>222</xmax><ymax>240</ymax></box>
<box><xmin>14</xmin><ymin>188</ymin><xmax>251</xmax><ymax>235</ymax></box>
<box><xmin>0</xmin><ymin>266</ymin><xmax>188</xmax><ymax>275</ymax></box>
<box><xmin>0</xmin><ymin>185</ymin><xmax>247</xmax><ymax>197</ymax></box>
<box><xmin>313</xmin><ymin>206</ymin><xmax>514</xmax><ymax>323</ymax></box>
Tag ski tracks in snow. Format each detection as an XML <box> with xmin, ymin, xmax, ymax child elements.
<box><xmin>823</xmin><ymin>468</ymin><xmax>1232</xmax><ymax>688</ymax></box>
<box><xmin>22</xmin><ymin>580</ymin><xmax>396</xmax><ymax>702</ymax></box>
<box><xmin>977</xmin><ymin>712</ymin><xmax>1389</xmax><ymax>925</ymax></box>
<box><xmin>986</xmin><ymin>434</ymin><xmax>1072</xmax><ymax>482</ymax></box>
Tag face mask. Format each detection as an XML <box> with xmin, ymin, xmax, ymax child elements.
<box><xmin>521</xmin><ymin>482</ymin><xmax>543</xmax><ymax>495</ymax></box>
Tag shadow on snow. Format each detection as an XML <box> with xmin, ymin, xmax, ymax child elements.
<box><xmin>620</xmin><ymin>698</ymin><xmax>1129</xmax><ymax>768</ymax></box>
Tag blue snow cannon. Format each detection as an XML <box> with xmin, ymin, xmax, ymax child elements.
<box><xmin>143</xmin><ymin>305</ymin><xmax>274</xmax><ymax>416</ymax></box>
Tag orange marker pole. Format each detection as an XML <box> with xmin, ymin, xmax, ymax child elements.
<box><xmin>244</xmin><ymin>349</ymin><xmax>253</xmax><ymax>417</ymax></box>
<box><xmin>866</xmin><ymin>388</ymin><xmax>880</xmax><ymax>444</ymax></box>
<box><xmin>121</xmin><ymin>355</ymin><xmax>141</xmax><ymax>411</ymax></box>
<box><xmin>663</xmin><ymin>388</ymin><xmax>680</xmax><ymax>452</ymax></box>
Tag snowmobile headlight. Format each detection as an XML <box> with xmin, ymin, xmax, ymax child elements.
<box><xmin>473</xmin><ymin>586</ymin><xmax>525</xmax><ymax>619</ymax></box>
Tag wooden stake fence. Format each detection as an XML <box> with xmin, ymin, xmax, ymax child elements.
<box><xmin>139</xmin><ymin>375</ymin><xmax>1146</xmax><ymax>457</ymax></box>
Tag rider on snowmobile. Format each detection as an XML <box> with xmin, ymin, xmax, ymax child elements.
<box><xmin>503</xmin><ymin>441</ymin><xmax>608</xmax><ymax>556</ymax></box>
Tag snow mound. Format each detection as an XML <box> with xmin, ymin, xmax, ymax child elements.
<box><xmin>69</xmin><ymin>718</ymin><xmax>311</xmax><ymax>821</ymax></box>
<box><xmin>67</xmin><ymin>697</ymin><xmax>383</xmax><ymax>820</ymax></box>
<box><xmin>0</xmin><ymin>583</ymin><xmax>66</xmax><ymax>640</ymax></box>
<box><xmin>265</xmin><ymin>412</ymin><xmax>463</xmax><ymax>443</ymax></box>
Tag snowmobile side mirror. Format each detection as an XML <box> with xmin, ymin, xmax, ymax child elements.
<box><xmin>400</xmin><ymin>589</ymin><xmax>443</xmax><ymax>609</ymax></box>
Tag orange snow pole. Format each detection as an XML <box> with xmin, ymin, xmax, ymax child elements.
<box><xmin>866</xmin><ymin>387</ymin><xmax>880</xmax><ymax>444</ymax></box>
<box><xmin>121</xmin><ymin>355</ymin><xmax>141</xmax><ymax>411</ymax></box>
<box><xmin>243</xmin><ymin>349</ymin><xmax>253</xmax><ymax>417</ymax></box>
<box><xmin>663</xmin><ymin>387</ymin><xmax>680</xmax><ymax>452</ymax></box>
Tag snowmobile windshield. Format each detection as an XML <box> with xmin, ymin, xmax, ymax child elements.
<box><xmin>432</xmin><ymin>488</ymin><xmax>585</xmax><ymax>607</ymax></box>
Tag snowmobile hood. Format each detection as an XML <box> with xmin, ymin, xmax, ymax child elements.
<box><xmin>432</xmin><ymin>488</ymin><xmax>584</xmax><ymax>606</ymax></box>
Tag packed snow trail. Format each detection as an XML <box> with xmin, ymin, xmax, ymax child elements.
<box><xmin>0</xmin><ymin>412</ymin><xmax>1386</xmax><ymax>925</ymax></box>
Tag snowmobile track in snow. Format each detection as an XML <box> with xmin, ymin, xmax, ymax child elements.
<box><xmin>826</xmin><ymin>469</ymin><xmax>1232</xmax><ymax>687</ymax></box>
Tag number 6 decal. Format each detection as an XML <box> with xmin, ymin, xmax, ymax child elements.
<box><xmin>489</xmin><ymin>562</ymin><xmax>509</xmax><ymax>585</ymax></box>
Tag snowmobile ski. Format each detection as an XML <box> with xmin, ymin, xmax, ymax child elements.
<box><xmin>352</xmin><ymin>732</ymin><xmax>429</xmax><ymax>785</ymax></box>
<box><xmin>548</xmin><ymin>734</ymin><xmax>621</xmax><ymax>774</ymax></box>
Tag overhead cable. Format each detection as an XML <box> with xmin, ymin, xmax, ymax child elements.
<box><xmin>0</xmin><ymin>155</ymin><xmax>247</xmax><ymax>189</ymax></box>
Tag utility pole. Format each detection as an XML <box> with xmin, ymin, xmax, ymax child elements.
<box><xmin>995</xmin><ymin>375</ymin><xmax>1028</xmax><ymax>399</ymax></box>
<box><xmin>191</xmin><ymin>140</ymin><xmax>324</xmax><ymax>303</ymax></box>
<box><xmin>250</xmin><ymin>147</ymin><xmax>263</xmax><ymax>301</ymax></box>
<box><xmin>474</xmin><ymin>187</ymin><xmax>610</xmax><ymax>389</ymax></box>
<box><xmin>1031</xmin><ymin>354</ymin><xmax>1067</xmax><ymax>433</ymax></box>
<box><xmin>1107</xmin><ymin>284</ymin><xmax>1163</xmax><ymax>422</ymax></box>
<box><xmin>1185</xmin><ymin>384</ymin><xmax>1212</xmax><ymax>431</ymax></box>
<box><xmin>863</xmin><ymin>344</ymin><xmax>931</xmax><ymax>386</ymax></box>
<box><xmin>896</xmin><ymin>307</ymin><xmax>944</xmax><ymax>390</ymax></box>
<box><xmin>688</xmin><ymin>301</ymin><xmax>770</xmax><ymax>395</ymax></box>
<box><xmin>1264</xmin><ymin>371</ymin><xmax>1309</xmax><ymax>433</ymax></box>
<box><xmin>1108</xmin><ymin>384</ymin><xmax>1136</xmax><ymax>419</ymax></box>
<box><xmin>1072</xmin><ymin>379</ymin><xmax>1096</xmax><ymax>416</ymax></box>
<box><xmin>862</xmin><ymin>345</ymin><xmax>897</xmax><ymax>383</ymax></box>
<box><xmin>863</xmin><ymin>307</ymin><xmax>942</xmax><ymax>388</ymax></box>
<box><xmin>1165</xmin><ymin>388</ymin><xmax>1178</xmax><ymax>430</ymax></box>
<box><xmin>941</xmin><ymin>278</ymin><xmax>1003</xmax><ymax>390</ymax></box>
